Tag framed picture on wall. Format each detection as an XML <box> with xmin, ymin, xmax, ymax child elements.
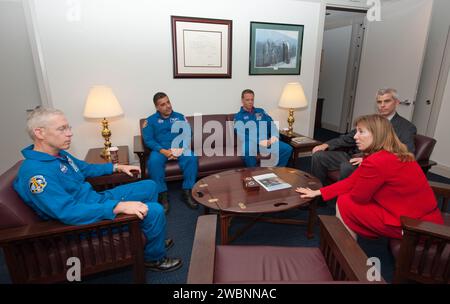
<box><xmin>171</xmin><ymin>16</ymin><xmax>232</xmax><ymax>78</ymax></box>
<box><xmin>249</xmin><ymin>21</ymin><xmax>304</xmax><ymax>75</ymax></box>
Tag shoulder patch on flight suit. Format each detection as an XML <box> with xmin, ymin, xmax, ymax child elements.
<box><xmin>29</xmin><ymin>175</ymin><xmax>47</xmax><ymax>194</ymax></box>
<box><xmin>142</xmin><ymin>119</ymin><xmax>148</xmax><ymax>128</ymax></box>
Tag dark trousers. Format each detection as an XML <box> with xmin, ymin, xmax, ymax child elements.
<box><xmin>311</xmin><ymin>151</ymin><xmax>357</xmax><ymax>185</ymax></box>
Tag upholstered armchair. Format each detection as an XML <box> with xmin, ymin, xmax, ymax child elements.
<box><xmin>0</xmin><ymin>161</ymin><xmax>145</xmax><ymax>283</ymax></box>
<box><xmin>188</xmin><ymin>214</ymin><xmax>384</xmax><ymax>283</ymax></box>
<box><xmin>327</xmin><ymin>134</ymin><xmax>437</xmax><ymax>184</ymax></box>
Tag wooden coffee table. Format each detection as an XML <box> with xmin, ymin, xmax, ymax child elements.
<box><xmin>192</xmin><ymin>167</ymin><xmax>322</xmax><ymax>244</ymax></box>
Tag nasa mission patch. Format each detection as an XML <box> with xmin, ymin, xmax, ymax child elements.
<box><xmin>29</xmin><ymin>175</ymin><xmax>47</xmax><ymax>194</ymax></box>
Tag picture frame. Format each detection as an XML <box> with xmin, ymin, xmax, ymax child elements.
<box><xmin>171</xmin><ymin>16</ymin><xmax>232</xmax><ymax>78</ymax></box>
<box><xmin>249</xmin><ymin>21</ymin><xmax>304</xmax><ymax>75</ymax></box>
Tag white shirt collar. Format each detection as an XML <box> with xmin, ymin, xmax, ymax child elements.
<box><xmin>386</xmin><ymin>112</ymin><xmax>396</xmax><ymax>121</ymax></box>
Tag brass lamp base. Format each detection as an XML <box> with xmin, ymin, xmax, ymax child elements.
<box><xmin>100</xmin><ymin>117</ymin><xmax>112</xmax><ymax>160</ymax></box>
<box><xmin>287</xmin><ymin>108</ymin><xmax>295</xmax><ymax>137</ymax></box>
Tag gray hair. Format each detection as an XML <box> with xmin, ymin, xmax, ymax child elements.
<box><xmin>376</xmin><ymin>88</ymin><xmax>399</xmax><ymax>101</ymax></box>
<box><xmin>26</xmin><ymin>107</ymin><xmax>65</xmax><ymax>140</ymax></box>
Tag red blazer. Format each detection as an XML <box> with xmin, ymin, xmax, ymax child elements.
<box><xmin>320</xmin><ymin>150</ymin><xmax>443</xmax><ymax>227</ymax></box>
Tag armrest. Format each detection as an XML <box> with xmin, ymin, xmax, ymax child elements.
<box><xmin>187</xmin><ymin>214</ymin><xmax>217</xmax><ymax>284</ymax></box>
<box><xmin>318</xmin><ymin>215</ymin><xmax>385</xmax><ymax>283</ymax></box>
<box><xmin>400</xmin><ymin>215</ymin><xmax>450</xmax><ymax>240</ymax></box>
<box><xmin>429</xmin><ymin>181</ymin><xmax>450</xmax><ymax>198</ymax></box>
<box><xmin>418</xmin><ymin>159</ymin><xmax>437</xmax><ymax>168</ymax></box>
<box><xmin>134</xmin><ymin>135</ymin><xmax>148</xmax><ymax>178</ymax></box>
<box><xmin>0</xmin><ymin>214</ymin><xmax>140</xmax><ymax>244</ymax></box>
<box><xmin>134</xmin><ymin>135</ymin><xmax>145</xmax><ymax>155</ymax></box>
<box><xmin>86</xmin><ymin>171</ymin><xmax>140</xmax><ymax>191</ymax></box>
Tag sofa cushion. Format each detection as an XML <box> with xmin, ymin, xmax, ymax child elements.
<box><xmin>214</xmin><ymin>245</ymin><xmax>334</xmax><ymax>283</ymax></box>
<box><xmin>164</xmin><ymin>152</ymin><xmax>245</xmax><ymax>178</ymax></box>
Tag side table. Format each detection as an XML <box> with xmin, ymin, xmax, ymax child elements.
<box><xmin>279</xmin><ymin>130</ymin><xmax>322</xmax><ymax>168</ymax></box>
<box><xmin>84</xmin><ymin>145</ymin><xmax>140</xmax><ymax>191</ymax></box>
<box><xmin>85</xmin><ymin>145</ymin><xmax>130</xmax><ymax>164</ymax></box>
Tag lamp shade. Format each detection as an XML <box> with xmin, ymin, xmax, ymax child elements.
<box><xmin>83</xmin><ymin>86</ymin><xmax>124</xmax><ymax>118</ymax></box>
<box><xmin>278</xmin><ymin>82</ymin><xmax>308</xmax><ymax>109</ymax></box>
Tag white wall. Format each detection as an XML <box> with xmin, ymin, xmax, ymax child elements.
<box><xmin>318</xmin><ymin>25</ymin><xmax>352</xmax><ymax>131</ymax></box>
<box><xmin>0</xmin><ymin>0</ymin><xmax>41</xmax><ymax>174</ymax></box>
<box><xmin>30</xmin><ymin>0</ymin><xmax>324</xmax><ymax>162</ymax></box>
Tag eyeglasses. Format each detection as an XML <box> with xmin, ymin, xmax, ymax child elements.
<box><xmin>55</xmin><ymin>125</ymin><xmax>73</xmax><ymax>133</ymax></box>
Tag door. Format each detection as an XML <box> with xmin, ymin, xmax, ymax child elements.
<box><xmin>0</xmin><ymin>1</ymin><xmax>42</xmax><ymax>174</ymax></box>
<box><xmin>352</xmin><ymin>0</ymin><xmax>433</xmax><ymax>122</ymax></box>
<box><xmin>414</xmin><ymin>26</ymin><xmax>450</xmax><ymax>136</ymax></box>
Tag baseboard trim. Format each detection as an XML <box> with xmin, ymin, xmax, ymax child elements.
<box><xmin>430</xmin><ymin>163</ymin><xmax>450</xmax><ymax>179</ymax></box>
<box><xmin>320</xmin><ymin>122</ymin><xmax>341</xmax><ymax>133</ymax></box>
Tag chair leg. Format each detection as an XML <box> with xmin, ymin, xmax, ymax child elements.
<box><xmin>307</xmin><ymin>199</ymin><xmax>318</xmax><ymax>239</ymax></box>
<box><xmin>130</xmin><ymin>223</ymin><xmax>146</xmax><ymax>283</ymax></box>
<box><xmin>442</xmin><ymin>198</ymin><xmax>448</xmax><ymax>213</ymax></box>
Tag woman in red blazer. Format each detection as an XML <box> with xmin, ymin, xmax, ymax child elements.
<box><xmin>297</xmin><ymin>114</ymin><xmax>443</xmax><ymax>239</ymax></box>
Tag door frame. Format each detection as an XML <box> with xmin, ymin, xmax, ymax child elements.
<box><xmin>339</xmin><ymin>19</ymin><xmax>366</xmax><ymax>132</ymax></box>
<box><xmin>426</xmin><ymin>26</ymin><xmax>450</xmax><ymax>137</ymax></box>
<box><xmin>318</xmin><ymin>6</ymin><xmax>367</xmax><ymax>133</ymax></box>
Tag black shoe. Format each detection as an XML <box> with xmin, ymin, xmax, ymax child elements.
<box><xmin>165</xmin><ymin>238</ymin><xmax>174</xmax><ymax>250</ymax></box>
<box><xmin>182</xmin><ymin>189</ymin><xmax>199</xmax><ymax>209</ymax></box>
<box><xmin>158</xmin><ymin>192</ymin><xmax>170</xmax><ymax>214</ymax></box>
<box><xmin>145</xmin><ymin>257</ymin><xmax>182</xmax><ymax>272</ymax></box>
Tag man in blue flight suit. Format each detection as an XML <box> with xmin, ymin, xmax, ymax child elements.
<box><xmin>234</xmin><ymin>89</ymin><xmax>293</xmax><ymax>167</ymax></box>
<box><xmin>142</xmin><ymin>92</ymin><xmax>198</xmax><ymax>213</ymax></box>
<box><xmin>14</xmin><ymin>107</ymin><xmax>182</xmax><ymax>272</ymax></box>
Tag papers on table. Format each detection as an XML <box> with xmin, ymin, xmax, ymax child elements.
<box><xmin>252</xmin><ymin>173</ymin><xmax>291</xmax><ymax>192</ymax></box>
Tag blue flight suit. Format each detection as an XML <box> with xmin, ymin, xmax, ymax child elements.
<box><xmin>14</xmin><ymin>145</ymin><xmax>167</xmax><ymax>262</ymax></box>
<box><xmin>142</xmin><ymin>111</ymin><xmax>198</xmax><ymax>194</ymax></box>
<box><xmin>234</xmin><ymin>106</ymin><xmax>293</xmax><ymax>167</ymax></box>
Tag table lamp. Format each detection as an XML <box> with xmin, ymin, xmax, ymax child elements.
<box><xmin>278</xmin><ymin>82</ymin><xmax>308</xmax><ymax>137</ymax></box>
<box><xmin>83</xmin><ymin>85</ymin><xmax>124</xmax><ymax>159</ymax></box>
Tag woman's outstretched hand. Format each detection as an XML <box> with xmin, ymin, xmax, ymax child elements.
<box><xmin>295</xmin><ymin>187</ymin><xmax>322</xmax><ymax>199</ymax></box>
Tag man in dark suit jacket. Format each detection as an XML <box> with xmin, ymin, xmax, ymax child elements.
<box><xmin>311</xmin><ymin>88</ymin><xmax>417</xmax><ymax>184</ymax></box>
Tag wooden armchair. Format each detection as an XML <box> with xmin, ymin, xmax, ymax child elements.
<box><xmin>391</xmin><ymin>181</ymin><xmax>450</xmax><ymax>284</ymax></box>
<box><xmin>188</xmin><ymin>214</ymin><xmax>384</xmax><ymax>283</ymax></box>
<box><xmin>393</xmin><ymin>216</ymin><xmax>450</xmax><ymax>284</ymax></box>
<box><xmin>0</xmin><ymin>161</ymin><xmax>145</xmax><ymax>283</ymax></box>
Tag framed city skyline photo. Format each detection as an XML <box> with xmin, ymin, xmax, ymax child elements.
<box><xmin>171</xmin><ymin>16</ymin><xmax>232</xmax><ymax>78</ymax></box>
<box><xmin>249</xmin><ymin>21</ymin><xmax>304</xmax><ymax>75</ymax></box>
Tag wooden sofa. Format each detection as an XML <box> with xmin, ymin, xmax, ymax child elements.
<box><xmin>134</xmin><ymin>114</ymin><xmax>252</xmax><ymax>180</ymax></box>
